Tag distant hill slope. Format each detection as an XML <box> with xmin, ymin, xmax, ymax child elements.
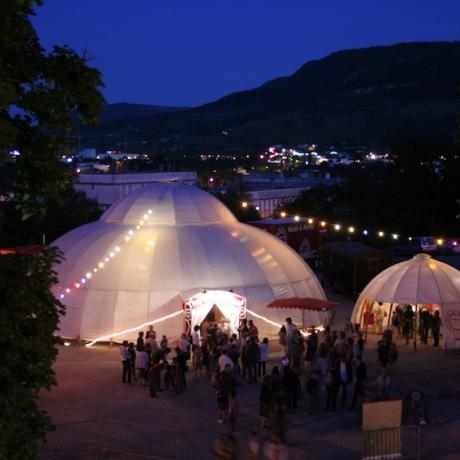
<box><xmin>83</xmin><ymin>42</ymin><xmax>460</xmax><ymax>151</ymax></box>
<box><xmin>98</xmin><ymin>103</ymin><xmax>189</xmax><ymax>124</ymax></box>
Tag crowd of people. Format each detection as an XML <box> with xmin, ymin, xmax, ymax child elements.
<box><xmin>389</xmin><ymin>304</ymin><xmax>442</xmax><ymax>347</ymax></box>
<box><xmin>118</xmin><ymin>316</ymin><xmax>404</xmax><ymax>459</ymax></box>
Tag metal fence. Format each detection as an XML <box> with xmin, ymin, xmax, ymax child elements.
<box><xmin>39</xmin><ymin>420</ymin><xmax>180</xmax><ymax>460</ymax></box>
<box><xmin>362</xmin><ymin>426</ymin><xmax>420</xmax><ymax>460</ymax></box>
<box><xmin>39</xmin><ymin>420</ymin><xmax>421</xmax><ymax>460</ymax></box>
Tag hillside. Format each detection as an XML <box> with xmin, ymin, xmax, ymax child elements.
<box><xmin>98</xmin><ymin>103</ymin><xmax>189</xmax><ymax>124</ymax></box>
<box><xmin>82</xmin><ymin>42</ymin><xmax>460</xmax><ymax>152</ymax></box>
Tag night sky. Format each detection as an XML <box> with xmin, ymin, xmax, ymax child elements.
<box><xmin>33</xmin><ymin>0</ymin><xmax>460</xmax><ymax>107</ymax></box>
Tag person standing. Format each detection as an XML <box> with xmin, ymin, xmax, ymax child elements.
<box><xmin>278</xmin><ymin>325</ymin><xmax>287</xmax><ymax>357</ymax></box>
<box><xmin>127</xmin><ymin>342</ymin><xmax>136</xmax><ymax>383</ymax></box>
<box><xmin>228</xmin><ymin>388</ymin><xmax>239</xmax><ymax>432</ymax></box>
<box><xmin>192</xmin><ymin>325</ymin><xmax>202</xmax><ymax>372</ymax></box>
<box><xmin>119</xmin><ymin>340</ymin><xmax>131</xmax><ymax>384</ymax></box>
<box><xmin>259</xmin><ymin>375</ymin><xmax>272</xmax><ymax>430</ymax></box>
<box><xmin>145</xmin><ymin>325</ymin><xmax>156</xmax><ymax>340</ymax></box>
<box><xmin>216</xmin><ymin>363</ymin><xmax>236</xmax><ymax>424</ymax></box>
<box><xmin>238</xmin><ymin>318</ymin><xmax>249</xmax><ymax>340</ymax></box>
<box><xmin>326</xmin><ymin>362</ymin><xmax>340</xmax><ymax>411</ymax></box>
<box><xmin>403</xmin><ymin>305</ymin><xmax>415</xmax><ymax>345</ymax></box>
<box><xmin>374</xmin><ymin>302</ymin><xmax>385</xmax><ymax>335</ymax></box>
<box><xmin>305</xmin><ymin>365</ymin><xmax>320</xmax><ymax>415</ymax></box>
<box><xmin>160</xmin><ymin>335</ymin><xmax>168</xmax><ymax>350</ymax></box>
<box><xmin>282</xmin><ymin>365</ymin><xmax>301</xmax><ymax>412</ymax></box>
<box><xmin>135</xmin><ymin>345</ymin><xmax>150</xmax><ymax>384</ymax></box>
<box><xmin>246</xmin><ymin>336</ymin><xmax>260</xmax><ymax>384</ymax></box>
<box><xmin>349</xmin><ymin>355</ymin><xmax>368</xmax><ymax>410</ymax></box>
<box><xmin>258</xmin><ymin>337</ymin><xmax>269</xmax><ymax>377</ymax></box>
<box><xmin>419</xmin><ymin>308</ymin><xmax>431</xmax><ymax>344</ymax></box>
<box><xmin>218</xmin><ymin>348</ymin><xmax>235</xmax><ymax>373</ymax></box>
<box><xmin>431</xmin><ymin>311</ymin><xmax>442</xmax><ymax>347</ymax></box>
<box><xmin>338</xmin><ymin>354</ymin><xmax>353</xmax><ymax>407</ymax></box>
<box><xmin>148</xmin><ymin>359</ymin><xmax>163</xmax><ymax>397</ymax></box>
<box><xmin>136</xmin><ymin>331</ymin><xmax>145</xmax><ymax>351</ymax></box>
<box><xmin>173</xmin><ymin>347</ymin><xmax>188</xmax><ymax>393</ymax></box>
<box><xmin>248</xmin><ymin>320</ymin><xmax>259</xmax><ymax>339</ymax></box>
<box><xmin>285</xmin><ymin>317</ymin><xmax>297</xmax><ymax>364</ymax></box>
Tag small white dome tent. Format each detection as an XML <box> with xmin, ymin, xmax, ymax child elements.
<box><xmin>351</xmin><ymin>253</ymin><xmax>460</xmax><ymax>349</ymax></box>
<box><xmin>53</xmin><ymin>183</ymin><xmax>328</xmax><ymax>344</ymax></box>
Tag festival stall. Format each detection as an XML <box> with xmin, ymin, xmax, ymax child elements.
<box><xmin>351</xmin><ymin>253</ymin><xmax>460</xmax><ymax>349</ymax></box>
<box><xmin>267</xmin><ymin>297</ymin><xmax>338</xmax><ymax>330</ymax></box>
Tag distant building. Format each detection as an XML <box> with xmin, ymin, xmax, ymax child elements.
<box><xmin>321</xmin><ymin>241</ymin><xmax>392</xmax><ymax>296</ymax></box>
<box><xmin>248</xmin><ymin>188</ymin><xmax>306</xmax><ymax>218</ymax></box>
<box><xmin>75</xmin><ymin>171</ymin><xmax>197</xmax><ymax>209</ymax></box>
<box><xmin>241</xmin><ymin>171</ymin><xmax>341</xmax><ymax>218</ymax></box>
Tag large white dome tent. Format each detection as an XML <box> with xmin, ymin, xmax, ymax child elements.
<box><xmin>52</xmin><ymin>183</ymin><xmax>328</xmax><ymax>344</ymax></box>
<box><xmin>351</xmin><ymin>253</ymin><xmax>460</xmax><ymax>349</ymax></box>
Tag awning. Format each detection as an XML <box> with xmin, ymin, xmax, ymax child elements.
<box><xmin>267</xmin><ymin>297</ymin><xmax>338</xmax><ymax>311</ymax></box>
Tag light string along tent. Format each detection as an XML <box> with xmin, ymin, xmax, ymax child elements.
<box><xmin>55</xmin><ymin>202</ymin><xmax>316</xmax><ymax>348</ymax></box>
<box><xmin>85</xmin><ymin>306</ymin><xmax>313</xmax><ymax>348</ymax></box>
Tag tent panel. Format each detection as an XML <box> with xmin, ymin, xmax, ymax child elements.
<box><xmin>112</xmin><ymin>291</ymin><xmax>149</xmax><ymax>334</ymax></box>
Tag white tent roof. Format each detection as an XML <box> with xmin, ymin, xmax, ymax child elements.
<box><xmin>351</xmin><ymin>253</ymin><xmax>460</xmax><ymax>349</ymax></box>
<box><xmin>352</xmin><ymin>253</ymin><xmax>460</xmax><ymax>309</ymax></box>
<box><xmin>53</xmin><ymin>183</ymin><xmax>326</xmax><ymax>342</ymax></box>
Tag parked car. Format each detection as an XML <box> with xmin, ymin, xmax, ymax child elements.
<box><xmin>393</xmin><ymin>236</ymin><xmax>437</xmax><ymax>257</ymax></box>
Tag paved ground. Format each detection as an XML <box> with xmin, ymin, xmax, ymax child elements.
<box><xmin>38</xmin><ymin>293</ymin><xmax>460</xmax><ymax>459</ymax></box>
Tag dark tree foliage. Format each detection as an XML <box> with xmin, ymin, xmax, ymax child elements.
<box><xmin>0</xmin><ymin>2</ymin><xmax>104</xmax><ymax>458</ymax></box>
<box><xmin>0</xmin><ymin>248</ymin><xmax>65</xmax><ymax>460</ymax></box>
<box><xmin>212</xmin><ymin>188</ymin><xmax>261</xmax><ymax>222</ymax></box>
<box><xmin>0</xmin><ymin>0</ymin><xmax>104</xmax><ymax>219</ymax></box>
<box><xmin>0</xmin><ymin>188</ymin><xmax>102</xmax><ymax>247</ymax></box>
<box><xmin>285</xmin><ymin>139</ymin><xmax>460</xmax><ymax>238</ymax></box>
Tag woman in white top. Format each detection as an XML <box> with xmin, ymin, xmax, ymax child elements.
<box><xmin>258</xmin><ymin>338</ymin><xmax>269</xmax><ymax>377</ymax></box>
<box><xmin>135</xmin><ymin>346</ymin><xmax>150</xmax><ymax>383</ymax></box>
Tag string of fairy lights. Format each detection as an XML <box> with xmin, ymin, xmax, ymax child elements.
<box><xmin>58</xmin><ymin>208</ymin><xmax>154</xmax><ymax>302</ymax></box>
<box><xmin>240</xmin><ymin>201</ymin><xmax>447</xmax><ymax>245</ymax></box>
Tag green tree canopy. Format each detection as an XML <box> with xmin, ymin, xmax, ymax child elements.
<box><xmin>0</xmin><ymin>248</ymin><xmax>64</xmax><ymax>459</ymax></box>
<box><xmin>0</xmin><ymin>0</ymin><xmax>104</xmax><ymax>219</ymax></box>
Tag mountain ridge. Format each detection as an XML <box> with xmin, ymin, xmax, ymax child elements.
<box><xmin>82</xmin><ymin>41</ymin><xmax>460</xmax><ymax>152</ymax></box>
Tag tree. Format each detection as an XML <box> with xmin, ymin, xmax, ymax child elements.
<box><xmin>212</xmin><ymin>188</ymin><xmax>261</xmax><ymax>222</ymax></box>
<box><xmin>0</xmin><ymin>188</ymin><xmax>102</xmax><ymax>247</ymax></box>
<box><xmin>0</xmin><ymin>2</ymin><xmax>104</xmax><ymax>458</ymax></box>
<box><xmin>0</xmin><ymin>0</ymin><xmax>104</xmax><ymax>219</ymax></box>
<box><xmin>0</xmin><ymin>248</ymin><xmax>65</xmax><ymax>460</ymax></box>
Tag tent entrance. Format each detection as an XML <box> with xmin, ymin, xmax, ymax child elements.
<box><xmin>183</xmin><ymin>290</ymin><xmax>246</xmax><ymax>335</ymax></box>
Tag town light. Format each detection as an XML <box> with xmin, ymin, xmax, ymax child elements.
<box><xmin>241</xmin><ymin>201</ymin><xmax>248</xmax><ymax>208</ymax></box>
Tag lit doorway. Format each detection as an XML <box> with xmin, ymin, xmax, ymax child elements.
<box><xmin>183</xmin><ymin>290</ymin><xmax>246</xmax><ymax>334</ymax></box>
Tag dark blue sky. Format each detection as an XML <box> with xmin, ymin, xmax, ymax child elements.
<box><xmin>33</xmin><ymin>0</ymin><xmax>460</xmax><ymax>107</ymax></box>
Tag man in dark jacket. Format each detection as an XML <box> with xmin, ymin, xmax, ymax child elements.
<box><xmin>245</xmin><ymin>336</ymin><xmax>260</xmax><ymax>384</ymax></box>
<box><xmin>349</xmin><ymin>356</ymin><xmax>368</xmax><ymax>410</ymax></box>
